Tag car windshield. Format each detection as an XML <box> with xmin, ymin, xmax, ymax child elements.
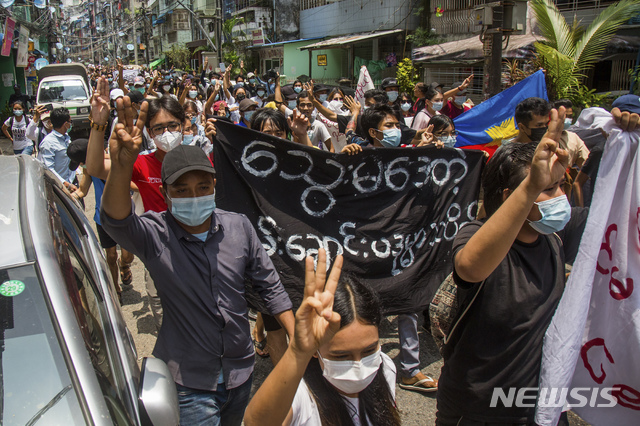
<box><xmin>38</xmin><ymin>80</ymin><xmax>88</xmax><ymax>102</ymax></box>
<box><xmin>0</xmin><ymin>264</ymin><xmax>85</xmax><ymax>425</ymax></box>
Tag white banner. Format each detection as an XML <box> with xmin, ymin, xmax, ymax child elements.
<box><xmin>353</xmin><ymin>65</ymin><xmax>374</xmax><ymax>109</ymax></box>
<box><xmin>536</xmin><ymin>109</ymin><xmax>640</xmax><ymax>425</ymax></box>
<box><xmin>15</xmin><ymin>26</ymin><xmax>29</xmax><ymax>67</ymax></box>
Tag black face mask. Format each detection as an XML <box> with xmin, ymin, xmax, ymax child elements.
<box><xmin>529</xmin><ymin>126</ymin><xmax>548</xmax><ymax>142</ymax></box>
<box><xmin>236</xmin><ymin>93</ymin><xmax>246</xmax><ymax>101</ymax></box>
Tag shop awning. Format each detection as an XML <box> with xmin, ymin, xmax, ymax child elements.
<box><xmin>300</xmin><ymin>29</ymin><xmax>403</xmax><ymax>50</ymax></box>
<box><xmin>150</xmin><ymin>56</ymin><xmax>165</xmax><ymax>69</ymax></box>
<box><xmin>412</xmin><ymin>34</ymin><xmax>539</xmax><ymax>63</ymax></box>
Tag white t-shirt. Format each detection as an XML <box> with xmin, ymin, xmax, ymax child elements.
<box><xmin>4</xmin><ymin>116</ymin><xmax>31</xmax><ymax>150</ymax></box>
<box><xmin>308</xmin><ymin>120</ymin><xmax>331</xmax><ymax>151</ymax></box>
<box><xmin>289</xmin><ymin>352</ymin><xmax>396</xmax><ymax>426</ymax></box>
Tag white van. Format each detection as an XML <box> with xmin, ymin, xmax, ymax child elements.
<box><xmin>36</xmin><ymin>63</ymin><xmax>92</xmax><ymax>136</ymax></box>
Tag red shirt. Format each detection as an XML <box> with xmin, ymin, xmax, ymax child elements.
<box><xmin>441</xmin><ymin>100</ymin><xmax>471</xmax><ymax>120</ymax></box>
<box><xmin>132</xmin><ymin>152</ymin><xmax>167</xmax><ymax>213</ymax></box>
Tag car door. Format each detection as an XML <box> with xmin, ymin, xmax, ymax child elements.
<box><xmin>45</xmin><ymin>178</ymin><xmax>139</xmax><ymax>425</ymax></box>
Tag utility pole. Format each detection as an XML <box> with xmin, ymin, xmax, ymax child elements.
<box><xmin>482</xmin><ymin>2</ymin><xmax>504</xmax><ymax>98</ymax></box>
<box><xmin>133</xmin><ymin>1</ymin><xmax>139</xmax><ymax>65</ymax></box>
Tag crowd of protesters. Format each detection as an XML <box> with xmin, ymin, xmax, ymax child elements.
<box><xmin>5</xmin><ymin>56</ymin><xmax>640</xmax><ymax>426</ymax></box>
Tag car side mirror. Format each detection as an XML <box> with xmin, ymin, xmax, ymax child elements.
<box><xmin>139</xmin><ymin>357</ymin><xmax>179</xmax><ymax>426</ymax></box>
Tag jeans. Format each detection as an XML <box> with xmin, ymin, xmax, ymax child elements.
<box><xmin>176</xmin><ymin>375</ymin><xmax>252</xmax><ymax>426</ymax></box>
<box><xmin>14</xmin><ymin>145</ymin><xmax>33</xmax><ymax>155</ymax></box>
<box><xmin>398</xmin><ymin>313</ymin><xmax>420</xmax><ymax>378</ymax></box>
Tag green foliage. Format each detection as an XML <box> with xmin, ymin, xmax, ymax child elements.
<box><xmin>407</xmin><ymin>27</ymin><xmax>443</xmax><ymax>48</ymax></box>
<box><xmin>396</xmin><ymin>58</ymin><xmax>419</xmax><ymax>94</ymax></box>
<box><xmin>531</xmin><ymin>0</ymin><xmax>640</xmax><ymax>107</ymax></box>
<box><xmin>220</xmin><ymin>17</ymin><xmax>248</xmax><ymax>77</ymax></box>
<box><xmin>165</xmin><ymin>44</ymin><xmax>192</xmax><ymax>71</ymax></box>
<box><xmin>572</xmin><ymin>85</ymin><xmax>611</xmax><ymax>108</ymax></box>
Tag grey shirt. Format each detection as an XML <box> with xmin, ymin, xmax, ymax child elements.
<box><xmin>101</xmin><ymin>205</ymin><xmax>292</xmax><ymax>391</ymax></box>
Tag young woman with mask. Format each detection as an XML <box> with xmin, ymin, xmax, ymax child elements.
<box><xmin>244</xmin><ymin>249</ymin><xmax>401</xmax><ymax>426</ymax></box>
<box><xmin>428</xmin><ymin>115</ymin><xmax>458</xmax><ymax>148</ymax></box>
<box><xmin>292</xmin><ymin>80</ymin><xmax>304</xmax><ymax>94</ymax></box>
<box><xmin>86</xmin><ymin>77</ymin><xmax>187</xmax><ymax>213</ymax></box>
<box><xmin>229</xmin><ymin>86</ymin><xmax>248</xmax><ymax>123</ymax></box>
<box><xmin>26</xmin><ymin>104</ymin><xmax>53</xmax><ymax>155</ymax></box>
<box><xmin>411</xmin><ymin>85</ymin><xmax>443</xmax><ymax>131</ymax></box>
<box><xmin>181</xmin><ymin>84</ymin><xmax>203</xmax><ymax>113</ymax></box>
<box><xmin>327</xmin><ymin>88</ymin><xmax>348</xmax><ymax>116</ymax></box>
<box><xmin>251</xmin><ymin>108</ymin><xmax>313</xmax><ymax>147</ymax></box>
<box><xmin>3</xmin><ymin>100</ymin><xmax>33</xmax><ymax>155</ymax></box>
<box><xmin>183</xmin><ymin>100</ymin><xmax>207</xmax><ymax>140</ymax></box>
<box><xmin>399</xmin><ymin>92</ymin><xmax>414</xmax><ymax>126</ymax></box>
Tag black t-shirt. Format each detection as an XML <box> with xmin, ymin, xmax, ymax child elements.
<box><xmin>579</xmin><ymin>144</ymin><xmax>604</xmax><ymax>207</ymax></box>
<box><xmin>336</xmin><ymin>113</ymin><xmax>417</xmax><ymax>145</ymax></box>
<box><xmin>437</xmin><ymin>220</ymin><xmax>565</xmax><ymax>423</ymax></box>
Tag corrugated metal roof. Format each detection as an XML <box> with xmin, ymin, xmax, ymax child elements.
<box><xmin>300</xmin><ymin>29</ymin><xmax>403</xmax><ymax>50</ymax></box>
<box><xmin>412</xmin><ymin>34</ymin><xmax>539</xmax><ymax>63</ymax></box>
<box><xmin>247</xmin><ymin>37</ymin><xmax>323</xmax><ymax>49</ymax></box>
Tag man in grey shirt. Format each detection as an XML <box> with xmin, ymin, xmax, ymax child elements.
<box><xmin>100</xmin><ymin>103</ymin><xmax>294</xmax><ymax>425</ymax></box>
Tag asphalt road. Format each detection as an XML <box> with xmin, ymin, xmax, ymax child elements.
<box><xmin>0</xmin><ymin>137</ymin><xmax>589</xmax><ymax>425</ymax></box>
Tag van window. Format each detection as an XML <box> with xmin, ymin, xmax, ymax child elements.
<box><xmin>39</xmin><ymin>80</ymin><xmax>88</xmax><ymax>102</ymax></box>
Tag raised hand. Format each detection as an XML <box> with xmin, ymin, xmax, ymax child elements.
<box><xmin>304</xmin><ymin>82</ymin><xmax>315</xmax><ymax>102</ymax></box>
<box><xmin>529</xmin><ymin>107</ymin><xmax>570</xmax><ymax>193</ymax></box>
<box><xmin>460</xmin><ymin>74</ymin><xmax>474</xmax><ymax>90</ymax></box>
<box><xmin>33</xmin><ymin>104</ymin><xmax>46</xmax><ymax>122</ymax></box>
<box><xmin>90</xmin><ymin>77</ymin><xmax>111</xmax><ymax>125</ymax></box>
<box><xmin>288</xmin><ymin>109</ymin><xmax>309</xmax><ymax>140</ymax></box>
<box><xmin>344</xmin><ymin>95</ymin><xmax>361</xmax><ymax>115</ymax></box>
<box><xmin>291</xmin><ymin>249</ymin><xmax>343</xmax><ymax>357</ymax></box>
<box><xmin>204</xmin><ymin>117</ymin><xmax>217</xmax><ymax>142</ymax></box>
<box><xmin>110</xmin><ymin>99</ymin><xmax>147</xmax><ymax>168</ymax></box>
<box><xmin>416</xmin><ymin>124</ymin><xmax>438</xmax><ymax>147</ymax></box>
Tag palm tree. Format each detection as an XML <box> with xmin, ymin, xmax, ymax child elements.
<box><xmin>531</xmin><ymin>0</ymin><xmax>640</xmax><ymax>102</ymax></box>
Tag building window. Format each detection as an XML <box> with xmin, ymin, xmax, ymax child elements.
<box><xmin>168</xmin><ymin>32</ymin><xmax>178</xmax><ymax>43</ymax></box>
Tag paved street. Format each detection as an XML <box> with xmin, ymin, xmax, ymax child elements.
<box><xmin>0</xmin><ymin>137</ymin><xmax>589</xmax><ymax>424</ymax></box>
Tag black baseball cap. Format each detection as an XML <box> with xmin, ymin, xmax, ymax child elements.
<box><xmin>612</xmin><ymin>94</ymin><xmax>640</xmax><ymax>114</ymax></box>
<box><xmin>381</xmin><ymin>77</ymin><xmax>399</xmax><ymax>90</ymax></box>
<box><xmin>67</xmin><ymin>138</ymin><xmax>89</xmax><ymax>170</ymax></box>
<box><xmin>126</xmin><ymin>90</ymin><xmax>145</xmax><ymax>104</ymax></box>
<box><xmin>161</xmin><ymin>145</ymin><xmax>216</xmax><ymax>185</ymax></box>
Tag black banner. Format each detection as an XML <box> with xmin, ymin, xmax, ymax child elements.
<box><xmin>213</xmin><ymin>120</ymin><xmax>485</xmax><ymax>315</ymax></box>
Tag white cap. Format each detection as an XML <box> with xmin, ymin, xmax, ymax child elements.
<box><xmin>110</xmin><ymin>88</ymin><xmax>125</xmax><ymax>100</ymax></box>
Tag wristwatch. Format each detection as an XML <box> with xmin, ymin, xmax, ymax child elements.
<box><xmin>90</xmin><ymin>117</ymin><xmax>108</xmax><ymax>132</ymax></box>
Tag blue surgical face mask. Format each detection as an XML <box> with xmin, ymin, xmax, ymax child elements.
<box><xmin>318</xmin><ymin>94</ymin><xmax>328</xmax><ymax>103</ymax></box>
<box><xmin>288</xmin><ymin>100</ymin><xmax>297</xmax><ymax>110</ymax></box>
<box><xmin>432</xmin><ymin>101</ymin><xmax>443</xmax><ymax>112</ymax></box>
<box><xmin>190</xmin><ymin>116</ymin><xmax>197</xmax><ymax>125</ymax></box>
<box><xmin>257</xmin><ymin>90</ymin><xmax>266</xmax><ymax>98</ymax></box>
<box><xmin>244</xmin><ymin>110</ymin><xmax>255</xmax><ymax>122</ymax></box>
<box><xmin>182</xmin><ymin>134</ymin><xmax>194</xmax><ymax>145</ymax></box>
<box><xmin>135</xmin><ymin>87</ymin><xmax>146</xmax><ymax>94</ymax></box>
<box><xmin>441</xmin><ymin>135</ymin><xmax>456</xmax><ymax>148</ymax></box>
<box><xmin>168</xmin><ymin>193</ymin><xmax>216</xmax><ymax>227</ymax></box>
<box><xmin>564</xmin><ymin>118</ymin><xmax>573</xmax><ymax>129</ymax></box>
<box><xmin>387</xmin><ymin>90</ymin><xmax>398</xmax><ymax>102</ymax></box>
<box><xmin>294</xmin><ymin>86</ymin><xmax>302</xmax><ymax>93</ymax></box>
<box><xmin>249</xmin><ymin>78</ymin><xmax>256</xmax><ymax>84</ymax></box>
<box><xmin>401</xmin><ymin>102</ymin><xmax>412</xmax><ymax>112</ymax></box>
<box><xmin>377</xmin><ymin>128</ymin><xmax>402</xmax><ymax>148</ymax></box>
<box><xmin>528</xmin><ymin>194</ymin><xmax>571</xmax><ymax>235</ymax></box>
<box><xmin>237</xmin><ymin>81</ymin><xmax>245</xmax><ymax>87</ymax></box>
<box><xmin>13</xmin><ymin>109</ymin><xmax>23</xmax><ymax>116</ymax></box>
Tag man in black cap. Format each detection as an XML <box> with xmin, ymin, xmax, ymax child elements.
<box><xmin>100</xmin><ymin>112</ymin><xmax>294</xmax><ymax>425</ymax></box>
<box><xmin>380</xmin><ymin>77</ymin><xmax>400</xmax><ymax>104</ymax></box>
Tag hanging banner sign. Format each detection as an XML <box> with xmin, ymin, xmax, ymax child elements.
<box><xmin>1</xmin><ymin>17</ymin><xmax>16</xmax><ymax>57</ymax></box>
<box><xmin>213</xmin><ymin>121</ymin><xmax>485</xmax><ymax>314</ymax></box>
<box><xmin>16</xmin><ymin>26</ymin><xmax>30</xmax><ymax>67</ymax></box>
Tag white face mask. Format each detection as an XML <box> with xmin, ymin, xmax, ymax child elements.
<box><xmin>454</xmin><ymin>96</ymin><xmax>466</xmax><ymax>105</ymax></box>
<box><xmin>189</xmin><ymin>90</ymin><xmax>198</xmax><ymax>98</ymax></box>
<box><xmin>318</xmin><ymin>349</ymin><xmax>382</xmax><ymax>394</ymax></box>
<box><xmin>153</xmin><ymin>131</ymin><xmax>183</xmax><ymax>152</ymax></box>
